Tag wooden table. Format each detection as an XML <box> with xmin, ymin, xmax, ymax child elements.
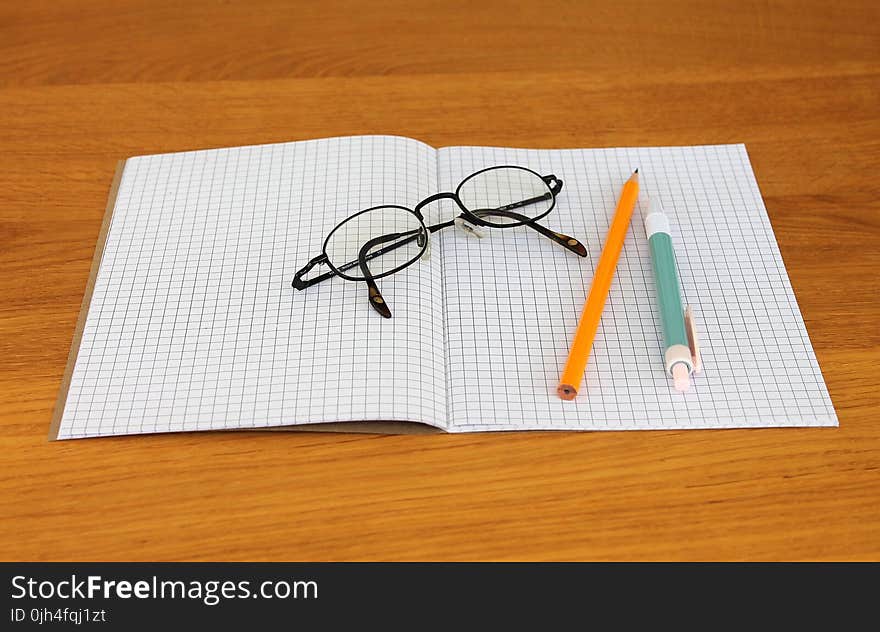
<box><xmin>1</xmin><ymin>0</ymin><xmax>878</xmax><ymax>561</ymax></box>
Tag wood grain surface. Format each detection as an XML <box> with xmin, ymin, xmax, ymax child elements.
<box><xmin>0</xmin><ymin>0</ymin><xmax>878</xmax><ymax>560</ymax></box>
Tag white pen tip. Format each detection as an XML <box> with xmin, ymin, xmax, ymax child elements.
<box><xmin>672</xmin><ymin>363</ymin><xmax>690</xmax><ymax>392</ymax></box>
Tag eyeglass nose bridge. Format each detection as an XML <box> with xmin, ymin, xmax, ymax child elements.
<box><xmin>413</xmin><ymin>191</ymin><xmax>463</xmax><ymax>217</ymax></box>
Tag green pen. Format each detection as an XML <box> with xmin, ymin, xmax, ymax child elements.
<box><xmin>644</xmin><ymin>198</ymin><xmax>701</xmax><ymax>392</ymax></box>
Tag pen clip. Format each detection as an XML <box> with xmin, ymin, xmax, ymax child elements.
<box><xmin>684</xmin><ymin>305</ymin><xmax>702</xmax><ymax>373</ymax></box>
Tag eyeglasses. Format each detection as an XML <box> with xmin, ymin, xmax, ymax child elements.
<box><xmin>292</xmin><ymin>165</ymin><xmax>587</xmax><ymax>318</ymax></box>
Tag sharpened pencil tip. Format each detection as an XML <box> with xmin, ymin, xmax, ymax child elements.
<box><xmin>557</xmin><ymin>384</ymin><xmax>578</xmax><ymax>400</ymax></box>
<box><xmin>634</xmin><ymin>168</ymin><xmax>639</xmax><ymax>173</ymax></box>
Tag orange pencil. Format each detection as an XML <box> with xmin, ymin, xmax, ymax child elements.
<box><xmin>558</xmin><ymin>169</ymin><xmax>640</xmax><ymax>400</ymax></box>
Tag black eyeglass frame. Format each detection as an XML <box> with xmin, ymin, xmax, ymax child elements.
<box><xmin>292</xmin><ymin>165</ymin><xmax>587</xmax><ymax>317</ymax></box>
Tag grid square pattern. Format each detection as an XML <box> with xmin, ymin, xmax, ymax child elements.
<box><xmin>59</xmin><ymin>136</ymin><xmax>445</xmax><ymax>439</ymax></box>
<box><xmin>438</xmin><ymin>144</ymin><xmax>837</xmax><ymax>431</ymax></box>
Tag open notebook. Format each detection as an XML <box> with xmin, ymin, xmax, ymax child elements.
<box><xmin>51</xmin><ymin>135</ymin><xmax>837</xmax><ymax>439</ymax></box>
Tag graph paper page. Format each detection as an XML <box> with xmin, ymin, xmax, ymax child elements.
<box><xmin>437</xmin><ymin>144</ymin><xmax>837</xmax><ymax>431</ymax></box>
<box><xmin>57</xmin><ymin>135</ymin><xmax>446</xmax><ymax>439</ymax></box>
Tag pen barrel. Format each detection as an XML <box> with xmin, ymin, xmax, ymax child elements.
<box><xmin>647</xmin><ymin>230</ymin><xmax>690</xmax><ymax>373</ymax></box>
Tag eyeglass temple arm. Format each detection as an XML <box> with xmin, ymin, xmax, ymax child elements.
<box><xmin>471</xmin><ymin>209</ymin><xmax>587</xmax><ymax>256</ymax></box>
<box><xmin>425</xmin><ymin>211</ymin><xmax>584</xmax><ymax>256</ymax></box>
<box><xmin>358</xmin><ymin>232</ymin><xmax>413</xmax><ymax>318</ymax></box>
<box><xmin>484</xmin><ymin>175</ymin><xmax>562</xmax><ymax>213</ymax></box>
<box><xmin>293</xmin><ymin>227</ymin><xmax>426</xmax><ymax>291</ymax></box>
<box><xmin>475</xmin><ymin>175</ymin><xmax>584</xmax><ymax>254</ymax></box>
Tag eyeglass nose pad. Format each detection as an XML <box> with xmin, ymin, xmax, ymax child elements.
<box><xmin>419</xmin><ymin>229</ymin><xmax>431</xmax><ymax>260</ymax></box>
<box><xmin>454</xmin><ymin>216</ymin><xmax>487</xmax><ymax>238</ymax></box>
